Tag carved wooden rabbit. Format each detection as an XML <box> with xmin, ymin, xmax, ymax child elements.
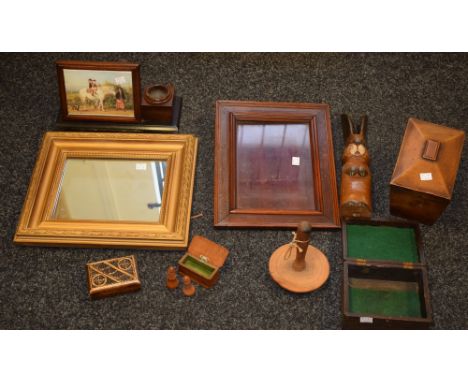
<box><xmin>340</xmin><ymin>114</ymin><xmax>372</xmax><ymax>219</ymax></box>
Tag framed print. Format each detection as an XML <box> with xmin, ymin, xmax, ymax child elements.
<box><xmin>214</xmin><ymin>100</ymin><xmax>340</xmax><ymax>228</ymax></box>
<box><xmin>14</xmin><ymin>131</ymin><xmax>198</xmax><ymax>249</ymax></box>
<box><xmin>56</xmin><ymin>60</ymin><xmax>142</xmax><ymax>123</ymax></box>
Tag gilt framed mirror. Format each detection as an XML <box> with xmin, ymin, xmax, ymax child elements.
<box><xmin>15</xmin><ymin>132</ymin><xmax>198</xmax><ymax>249</ymax></box>
<box><xmin>214</xmin><ymin>100</ymin><xmax>340</xmax><ymax>228</ymax></box>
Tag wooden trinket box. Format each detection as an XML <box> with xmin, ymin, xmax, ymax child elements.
<box><xmin>390</xmin><ymin>118</ymin><xmax>465</xmax><ymax>225</ymax></box>
<box><xmin>86</xmin><ymin>255</ymin><xmax>141</xmax><ymax>299</ymax></box>
<box><xmin>342</xmin><ymin>220</ymin><xmax>433</xmax><ymax>329</ymax></box>
<box><xmin>178</xmin><ymin>236</ymin><xmax>229</xmax><ymax>288</ymax></box>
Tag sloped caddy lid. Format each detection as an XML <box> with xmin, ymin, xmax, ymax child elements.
<box><xmin>391</xmin><ymin>118</ymin><xmax>465</xmax><ymax>199</ymax></box>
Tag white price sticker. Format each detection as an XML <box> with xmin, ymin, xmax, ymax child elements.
<box><xmin>360</xmin><ymin>317</ymin><xmax>373</xmax><ymax>324</ymax></box>
<box><xmin>136</xmin><ymin>163</ymin><xmax>147</xmax><ymax>171</ymax></box>
<box><xmin>292</xmin><ymin>157</ymin><xmax>300</xmax><ymax>166</ymax></box>
<box><xmin>420</xmin><ymin>172</ymin><xmax>433</xmax><ymax>181</ymax></box>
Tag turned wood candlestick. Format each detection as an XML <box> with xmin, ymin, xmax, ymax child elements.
<box><xmin>268</xmin><ymin>221</ymin><xmax>330</xmax><ymax>293</ymax></box>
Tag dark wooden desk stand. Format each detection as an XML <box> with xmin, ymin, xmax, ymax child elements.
<box><xmin>141</xmin><ymin>83</ymin><xmax>176</xmax><ymax>123</ymax></box>
<box><xmin>268</xmin><ymin>222</ymin><xmax>330</xmax><ymax>293</ymax></box>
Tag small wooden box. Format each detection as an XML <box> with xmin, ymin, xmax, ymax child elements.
<box><xmin>86</xmin><ymin>255</ymin><xmax>141</xmax><ymax>299</ymax></box>
<box><xmin>390</xmin><ymin>118</ymin><xmax>465</xmax><ymax>225</ymax></box>
<box><xmin>342</xmin><ymin>220</ymin><xmax>433</xmax><ymax>329</ymax></box>
<box><xmin>343</xmin><ymin>262</ymin><xmax>432</xmax><ymax>329</ymax></box>
<box><xmin>178</xmin><ymin>236</ymin><xmax>229</xmax><ymax>288</ymax></box>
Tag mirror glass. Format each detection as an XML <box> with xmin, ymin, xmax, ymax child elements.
<box><xmin>236</xmin><ymin>123</ymin><xmax>316</xmax><ymax>211</ymax></box>
<box><xmin>52</xmin><ymin>158</ymin><xmax>167</xmax><ymax>222</ymax></box>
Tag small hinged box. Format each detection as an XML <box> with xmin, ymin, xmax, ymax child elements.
<box><xmin>390</xmin><ymin>118</ymin><xmax>465</xmax><ymax>224</ymax></box>
<box><xmin>342</xmin><ymin>219</ymin><xmax>433</xmax><ymax>329</ymax></box>
<box><xmin>178</xmin><ymin>236</ymin><xmax>229</xmax><ymax>288</ymax></box>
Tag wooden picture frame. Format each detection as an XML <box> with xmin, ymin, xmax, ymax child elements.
<box><xmin>14</xmin><ymin>131</ymin><xmax>198</xmax><ymax>249</ymax></box>
<box><xmin>56</xmin><ymin>60</ymin><xmax>142</xmax><ymax>123</ymax></box>
<box><xmin>214</xmin><ymin>100</ymin><xmax>340</xmax><ymax>228</ymax></box>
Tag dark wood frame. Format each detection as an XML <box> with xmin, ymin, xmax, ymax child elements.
<box><xmin>214</xmin><ymin>100</ymin><xmax>340</xmax><ymax>228</ymax></box>
<box><xmin>56</xmin><ymin>60</ymin><xmax>142</xmax><ymax>123</ymax></box>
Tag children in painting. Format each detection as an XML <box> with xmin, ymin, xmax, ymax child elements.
<box><xmin>115</xmin><ymin>85</ymin><xmax>126</xmax><ymax>110</ymax></box>
<box><xmin>87</xmin><ymin>78</ymin><xmax>98</xmax><ymax>96</ymax></box>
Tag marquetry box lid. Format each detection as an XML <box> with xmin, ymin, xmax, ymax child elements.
<box><xmin>390</xmin><ymin>119</ymin><xmax>465</xmax><ymax>224</ymax></box>
<box><xmin>178</xmin><ymin>236</ymin><xmax>229</xmax><ymax>288</ymax></box>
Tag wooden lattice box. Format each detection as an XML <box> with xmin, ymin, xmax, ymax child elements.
<box><xmin>87</xmin><ymin>255</ymin><xmax>141</xmax><ymax>298</ymax></box>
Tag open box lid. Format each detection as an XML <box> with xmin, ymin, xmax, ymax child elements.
<box><xmin>391</xmin><ymin>118</ymin><xmax>465</xmax><ymax>199</ymax></box>
<box><xmin>342</xmin><ymin>220</ymin><xmax>423</xmax><ymax>264</ymax></box>
<box><xmin>188</xmin><ymin>235</ymin><xmax>229</xmax><ymax>268</ymax></box>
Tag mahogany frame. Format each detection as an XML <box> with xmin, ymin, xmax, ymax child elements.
<box><xmin>56</xmin><ymin>60</ymin><xmax>142</xmax><ymax>123</ymax></box>
<box><xmin>14</xmin><ymin>132</ymin><xmax>198</xmax><ymax>249</ymax></box>
<box><xmin>214</xmin><ymin>100</ymin><xmax>340</xmax><ymax>228</ymax></box>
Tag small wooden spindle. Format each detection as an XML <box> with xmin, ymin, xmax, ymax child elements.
<box><xmin>292</xmin><ymin>221</ymin><xmax>312</xmax><ymax>272</ymax></box>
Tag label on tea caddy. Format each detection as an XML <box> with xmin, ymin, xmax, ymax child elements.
<box><xmin>419</xmin><ymin>172</ymin><xmax>433</xmax><ymax>181</ymax></box>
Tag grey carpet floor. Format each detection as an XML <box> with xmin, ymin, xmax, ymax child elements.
<box><xmin>0</xmin><ymin>53</ymin><xmax>466</xmax><ymax>329</ymax></box>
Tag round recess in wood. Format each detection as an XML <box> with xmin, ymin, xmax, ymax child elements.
<box><xmin>269</xmin><ymin>244</ymin><xmax>330</xmax><ymax>293</ymax></box>
<box><xmin>144</xmin><ymin>83</ymin><xmax>174</xmax><ymax>104</ymax></box>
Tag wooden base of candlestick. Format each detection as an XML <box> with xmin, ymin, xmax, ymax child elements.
<box><xmin>269</xmin><ymin>244</ymin><xmax>330</xmax><ymax>293</ymax></box>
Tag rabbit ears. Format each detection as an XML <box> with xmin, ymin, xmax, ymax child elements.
<box><xmin>341</xmin><ymin>114</ymin><xmax>368</xmax><ymax>143</ymax></box>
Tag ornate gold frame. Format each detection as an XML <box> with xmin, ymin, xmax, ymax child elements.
<box><xmin>14</xmin><ymin>132</ymin><xmax>198</xmax><ymax>249</ymax></box>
